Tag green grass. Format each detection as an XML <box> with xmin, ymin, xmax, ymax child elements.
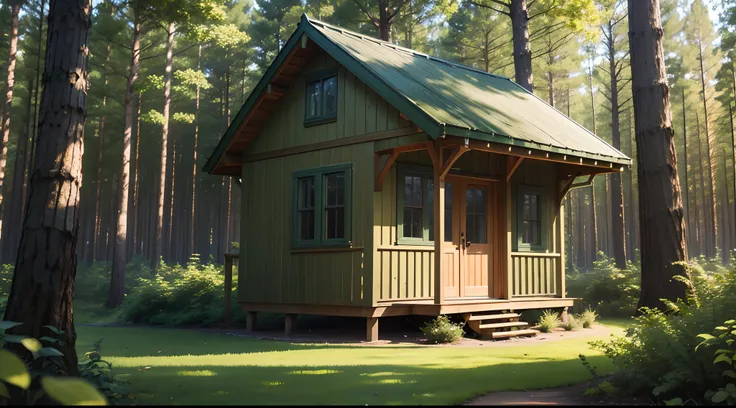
<box><xmin>75</xmin><ymin>321</ymin><xmax>630</xmax><ymax>405</ymax></box>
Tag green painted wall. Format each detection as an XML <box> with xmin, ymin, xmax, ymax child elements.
<box><xmin>239</xmin><ymin>51</ymin><xmax>412</xmax><ymax>307</ymax></box>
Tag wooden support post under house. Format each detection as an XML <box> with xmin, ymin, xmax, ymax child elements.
<box><xmin>366</xmin><ymin>317</ymin><xmax>379</xmax><ymax>342</ymax></box>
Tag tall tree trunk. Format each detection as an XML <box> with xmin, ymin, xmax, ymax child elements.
<box><xmin>608</xmin><ymin>35</ymin><xmax>626</xmax><ymax>268</ymax></box>
<box><xmin>0</xmin><ymin>2</ymin><xmax>21</xmax><ymax>224</ymax></box>
<box><xmin>132</xmin><ymin>90</ymin><xmax>142</xmax><ymax>255</ymax></box>
<box><xmin>109</xmin><ymin>17</ymin><xmax>141</xmax><ymax>308</ymax></box>
<box><xmin>721</xmin><ymin>149</ymin><xmax>731</xmax><ymax>265</ymax></box>
<box><xmin>2</xmin><ymin>0</ymin><xmax>91</xmax><ymax>375</ymax></box>
<box><xmin>1</xmin><ymin>78</ymin><xmax>33</xmax><ymax>263</ymax></box>
<box><xmin>730</xmin><ymin>104</ymin><xmax>736</xmax><ymax>261</ymax></box>
<box><xmin>697</xmin><ymin>40</ymin><xmax>717</xmax><ymax>258</ymax></box>
<box><xmin>628</xmin><ymin>0</ymin><xmax>689</xmax><ymax>311</ymax></box>
<box><xmin>93</xmin><ymin>41</ymin><xmax>111</xmax><ymax>263</ymax></box>
<box><xmin>696</xmin><ymin>113</ymin><xmax>707</xmax><ymax>257</ymax></box>
<box><xmin>682</xmin><ymin>90</ymin><xmax>690</xmax><ymax>253</ymax></box>
<box><xmin>190</xmin><ymin>46</ymin><xmax>201</xmax><ymax>258</ymax></box>
<box><xmin>509</xmin><ymin>0</ymin><xmax>532</xmax><ymax>92</ymax></box>
<box><xmin>625</xmin><ymin>109</ymin><xmax>636</xmax><ymax>261</ymax></box>
<box><xmin>378</xmin><ymin>0</ymin><xmax>391</xmax><ymax>41</ymax></box>
<box><xmin>154</xmin><ymin>22</ymin><xmax>176</xmax><ymax>269</ymax></box>
<box><xmin>27</xmin><ymin>0</ymin><xmax>46</xmax><ymax>203</ymax></box>
<box><xmin>588</xmin><ymin>66</ymin><xmax>599</xmax><ymax>264</ymax></box>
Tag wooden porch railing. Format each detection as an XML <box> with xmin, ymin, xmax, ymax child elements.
<box><xmin>510</xmin><ymin>252</ymin><xmax>560</xmax><ymax>297</ymax></box>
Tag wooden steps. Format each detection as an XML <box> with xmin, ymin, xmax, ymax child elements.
<box><xmin>463</xmin><ymin>311</ymin><xmax>539</xmax><ymax>340</ymax></box>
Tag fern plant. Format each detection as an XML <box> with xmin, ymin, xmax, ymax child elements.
<box><xmin>536</xmin><ymin>310</ymin><xmax>560</xmax><ymax>333</ymax></box>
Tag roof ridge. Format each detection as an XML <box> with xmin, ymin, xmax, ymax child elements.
<box><xmin>301</xmin><ymin>13</ymin><xmax>511</xmax><ymax>82</ymax></box>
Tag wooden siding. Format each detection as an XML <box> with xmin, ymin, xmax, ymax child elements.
<box><xmin>373</xmin><ymin>151</ymin><xmax>504</xmax><ymax>303</ymax></box>
<box><xmin>248</xmin><ymin>48</ymin><xmax>411</xmax><ymax>155</ymax></box>
<box><xmin>240</xmin><ymin>144</ymin><xmax>374</xmax><ymax>306</ymax></box>
<box><xmin>508</xmin><ymin>160</ymin><xmax>564</xmax><ymax>297</ymax></box>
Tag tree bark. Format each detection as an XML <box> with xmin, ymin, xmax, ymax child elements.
<box><xmin>154</xmin><ymin>22</ymin><xmax>176</xmax><ymax>269</ymax></box>
<box><xmin>93</xmin><ymin>41</ymin><xmax>111</xmax><ymax>263</ymax></box>
<box><xmin>608</xmin><ymin>27</ymin><xmax>626</xmax><ymax>268</ymax></box>
<box><xmin>696</xmin><ymin>39</ymin><xmax>717</xmax><ymax>259</ymax></box>
<box><xmin>1</xmin><ymin>78</ymin><xmax>33</xmax><ymax>264</ymax></box>
<box><xmin>721</xmin><ymin>149</ymin><xmax>730</xmax><ymax>265</ymax></box>
<box><xmin>378</xmin><ymin>0</ymin><xmax>391</xmax><ymax>41</ymax></box>
<box><xmin>682</xmin><ymin>90</ymin><xmax>690</xmax><ymax>253</ymax></box>
<box><xmin>190</xmin><ymin>46</ymin><xmax>201</xmax><ymax>258</ymax></box>
<box><xmin>109</xmin><ymin>16</ymin><xmax>141</xmax><ymax>308</ymax></box>
<box><xmin>132</xmin><ymin>90</ymin><xmax>142</xmax><ymax>256</ymax></box>
<box><xmin>696</xmin><ymin>113</ymin><xmax>706</xmax><ymax>256</ymax></box>
<box><xmin>0</xmin><ymin>2</ymin><xmax>21</xmax><ymax>223</ymax></box>
<box><xmin>509</xmin><ymin>0</ymin><xmax>532</xmax><ymax>92</ymax></box>
<box><xmin>730</xmin><ymin>104</ymin><xmax>736</xmax><ymax>260</ymax></box>
<box><xmin>628</xmin><ymin>0</ymin><xmax>689</xmax><ymax>311</ymax></box>
<box><xmin>2</xmin><ymin>0</ymin><xmax>91</xmax><ymax>375</ymax></box>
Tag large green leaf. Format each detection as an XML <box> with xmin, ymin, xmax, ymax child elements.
<box><xmin>2</xmin><ymin>334</ymin><xmax>27</xmax><ymax>344</ymax></box>
<box><xmin>41</xmin><ymin>377</ymin><xmax>108</xmax><ymax>406</ymax></box>
<box><xmin>0</xmin><ymin>349</ymin><xmax>31</xmax><ymax>389</ymax></box>
<box><xmin>36</xmin><ymin>347</ymin><xmax>64</xmax><ymax>358</ymax></box>
<box><xmin>0</xmin><ymin>381</ymin><xmax>9</xmax><ymax>398</ymax></box>
<box><xmin>38</xmin><ymin>336</ymin><xmax>59</xmax><ymax>344</ymax></box>
<box><xmin>712</xmin><ymin>390</ymin><xmax>730</xmax><ymax>403</ymax></box>
<box><xmin>0</xmin><ymin>321</ymin><xmax>22</xmax><ymax>331</ymax></box>
<box><xmin>42</xmin><ymin>325</ymin><xmax>63</xmax><ymax>335</ymax></box>
<box><xmin>21</xmin><ymin>338</ymin><xmax>42</xmax><ymax>354</ymax></box>
<box><xmin>664</xmin><ymin>398</ymin><xmax>683</xmax><ymax>406</ymax></box>
<box><xmin>715</xmin><ymin>354</ymin><xmax>734</xmax><ymax>365</ymax></box>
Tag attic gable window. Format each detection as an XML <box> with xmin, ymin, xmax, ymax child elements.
<box><xmin>304</xmin><ymin>68</ymin><xmax>337</xmax><ymax>126</ymax></box>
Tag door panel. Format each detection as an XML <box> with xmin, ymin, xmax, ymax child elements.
<box><xmin>462</xmin><ymin>182</ymin><xmax>493</xmax><ymax>297</ymax></box>
<box><xmin>440</xmin><ymin>182</ymin><xmax>460</xmax><ymax>297</ymax></box>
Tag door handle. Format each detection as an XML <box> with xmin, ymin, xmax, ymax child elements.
<box><xmin>466</xmin><ymin>240</ymin><xmax>472</xmax><ymax>248</ymax></box>
<box><xmin>460</xmin><ymin>232</ymin><xmax>465</xmax><ymax>249</ymax></box>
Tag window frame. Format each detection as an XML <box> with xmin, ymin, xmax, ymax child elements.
<box><xmin>303</xmin><ymin>68</ymin><xmax>338</xmax><ymax>127</ymax></box>
<box><xmin>396</xmin><ymin>164</ymin><xmax>435</xmax><ymax>246</ymax></box>
<box><xmin>516</xmin><ymin>185</ymin><xmax>546</xmax><ymax>252</ymax></box>
<box><xmin>291</xmin><ymin>163</ymin><xmax>352</xmax><ymax>249</ymax></box>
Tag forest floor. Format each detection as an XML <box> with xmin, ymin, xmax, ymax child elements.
<box><xmin>75</xmin><ymin>318</ymin><xmax>632</xmax><ymax>405</ymax></box>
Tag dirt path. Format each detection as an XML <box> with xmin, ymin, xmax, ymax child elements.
<box><xmin>464</xmin><ymin>382</ymin><xmax>648</xmax><ymax>406</ymax></box>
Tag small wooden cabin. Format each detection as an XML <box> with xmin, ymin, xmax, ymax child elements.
<box><xmin>204</xmin><ymin>15</ymin><xmax>631</xmax><ymax>341</ymax></box>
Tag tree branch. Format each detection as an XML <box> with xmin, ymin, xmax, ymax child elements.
<box><xmin>351</xmin><ymin>0</ymin><xmax>378</xmax><ymax>26</ymax></box>
<box><xmin>469</xmin><ymin>0</ymin><xmax>510</xmax><ymax>16</ymax></box>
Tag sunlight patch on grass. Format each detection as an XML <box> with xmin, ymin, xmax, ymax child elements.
<box><xmin>360</xmin><ymin>371</ymin><xmax>408</xmax><ymax>377</ymax></box>
<box><xmin>177</xmin><ymin>370</ymin><xmax>216</xmax><ymax>377</ymax></box>
<box><xmin>263</xmin><ymin>381</ymin><xmax>284</xmax><ymax>386</ymax></box>
<box><xmin>286</xmin><ymin>369</ymin><xmax>341</xmax><ymax>375</ymax></box>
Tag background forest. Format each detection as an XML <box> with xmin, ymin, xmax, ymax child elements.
<box><xmin>0</xmin><ymin>0</ymin><xmax>733</xmax><ymax>309</ymax></box>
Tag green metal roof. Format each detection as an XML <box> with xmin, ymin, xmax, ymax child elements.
<box><xmin>204</xmin><ymin>14</ymin><xmax>630</xmax><ymax>174</ymax></box>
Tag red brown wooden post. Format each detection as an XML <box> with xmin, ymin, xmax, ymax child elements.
<box><xmin>223</xmin><ymin>253</ymin><xmax>234</xmax><ymax>328</ymax></box>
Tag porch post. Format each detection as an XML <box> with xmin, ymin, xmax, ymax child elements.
<box><xmin>556</xmin><ymin>204</ymin><xmax>566</xmax><ymax>298</ymax></box>
<box><xmin>433</xmin><ymin>145</ymin><xmax>444</xmax><ymax>304</ymax></box>
<box><xmin>505</xmin><ymin>178</ymin><xmax>513</xmax><ymax>300</ymax></box>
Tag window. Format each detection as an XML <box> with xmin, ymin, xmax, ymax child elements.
<box><xmin>397</xmin><ymin>165</ymin><xmax>452</xmax><ymax>245</ymax></box>
<box><xmin>517</xmin><ymin>186</ymin><xmax>545</xmax><ymax>251</ymax></box>
<box><xmin>304</xmin><ymin>69</ymin><xmax>338</xmax><ymax>125</ymax></box>
<box><xmin>292</xmin><ymin>164</ymin><xmax>352</xmax><ymax>248</ymax></box>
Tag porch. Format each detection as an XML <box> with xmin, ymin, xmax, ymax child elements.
<box><xmin>373</xmin><ymin>134</ymin><xmax>614</xmax><ymax>306</ymax></box>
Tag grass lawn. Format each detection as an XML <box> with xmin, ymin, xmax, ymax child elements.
<box><xmin>75</xmin><ymin>320</ymin><xmax>629</xmax><ymax>405</ymax></box>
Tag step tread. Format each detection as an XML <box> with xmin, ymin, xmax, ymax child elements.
<box><xmin>479</xmin><ymin>321</ymin><xmax>529</xmax><ymax>330</ymax></box>
<box><xmin>467</xmin><ymin>313</ymin><xmax>520</xmax><ymax>321</ymax></box>
<box><xmin>491</xmin><ymin>329</ymin><xmax>539</xmax><ymax>339</ymax></box>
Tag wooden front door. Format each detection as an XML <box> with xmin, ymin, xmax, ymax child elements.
<box><xmin>444</xmin><ymin>177</ymin><xmax>495</xmax><ymax>298</ymax></box>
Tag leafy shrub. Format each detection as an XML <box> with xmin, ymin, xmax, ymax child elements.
<box><xmin>78</xmin><ymin>338</ymin><xmax>132</xmax><ymax>403</ymax></box>
<box><xmin>581</xmin><ymin>308</ymin><xmax>597</xmax><ymax>328</ymax></box>
<box><xmin>0</xmin><ymin>264</ymin><xmax>12</xmax><ymax>298</ymax></box>
<box><xmin>420</xmin><ymin>315</ymin><xmax>465</xmax><ymax>344</ymax></box>
<box><xmin>123</xmin><ymin>256</ymin><xmax>245</xmax><ymax>327</ymax></box>
<box><xmin>561</xmin><ymin>314</ymin><xmax>581</xmax><ymax>331</ymax></box>
<box><xmin>74</xmin><ymin>257</ymin><xmax>153</xmax><ymax>304</ymax></box>
<box><xmin>566</xmin><ymin>253</ymin><xmax>640</xmax><ymax>317</ymax></box>
<box><xmin>696</xmin><ymin>320</ymin><xmax>736</xmax><ymax>405</ymax></box>
<box><xmin>536</xmin><ymin>310</ymin><xmax>560</xmax><ymax>333</ymax></box>
<box><xmin>592</xmin><ymin>262</ymin><xmax>736</xmax><ymax>403</ymax></box>
<box><xmin>0</xmin><ymin>321</ymin><xmax>108</xmax><ymax>405</ymax></box>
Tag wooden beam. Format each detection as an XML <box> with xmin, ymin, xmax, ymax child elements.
<box><xmin>374</xmin><ymin>151</ymin><xmax>399</xmax><ymax>191</ymax></box>
<box><xmin>223</xmin><ymin>152</ymin><xmax>242</xmax><ymax>167</ymax></box>
<box><xmin>267</xmin><ymin>83</ymin><xmax>287</xmax><ymax>98</ymax></box>
<box><xmin>506</xmin><ymin>156</ymin><xmax>524</xmax><ymax>181</ymax></box>
<box><xmin>427</xmin><ymin>142</ymin><xmax>439</xmax><ymax>170</ymax></box>
<box><xmin>440</xmin><ymin>145</ymin><xmax>469</xmax><ymax>177</ymax></box>
<box><xmin>242</xmin><ymin>126</ymin><xmax>422</xmax><ymax>163</ymax></box>
<box><xmin>433</xmin><ymin>144</ymin><xmax>445</xmax><ymax>304</ymax></box>
<box><xmin>366</xmin><ymin>318</ymin><xmax>379</xmax><ymax>342</ymax></box>
<box><xmin>557</xmin><ymin>176</ymin><xmax>577</xmax><ymax>205</ymax></box>
<box><xmin>375</xmin><ymin>141</ymin><xmax>433</xmax><ymax>156</ymax></box>
<box><xmin>452</xmin><ymin>136</ymin><xmax>626</xmax><ymax>172</ymax></box>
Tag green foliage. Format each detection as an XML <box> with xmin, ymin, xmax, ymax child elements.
<box><xmin>173</xmin><ymin>112</ymin><xmax>195</xmax><ymax>123</ymax></box>
<box><xmin>581</xmin><ymin>308</ymin><xmax>598</xmax><ymax>329</ymax></box>
<box><xmin>0</xmin><ymin>322</ymin><xmax>108</xmax><ymax>405</ymax></box>
<box><xmin>590</xmin><ymin>263</ymin><xmax>736</xmax><ymax>403</ymax></box>
<box><xmin>141</xmin><ymin>109</ymin><xmax>166</xmax><ymax>126</ymax></box>
<box><xmin>561</xmin><ymin>315</ymin><xmax>581</xmax><ymax>331</ymax></box>
<box><xmin>696</xmin><ymin>320</ymin><xmax>736</xmax><ymax>405</ymax></box>
<box><xmin>78</xmin><ymin>338</ymin><xmax>132</xmax><ymax>403</ymax></box>
<box><xmin>123</xmin><ymin>257</ymin><xmax>244</xmax><ymax>326</ymax></box>
<box><xmin>536</xmin><ymin>310</ymin><xmax>560</xmax><ymax>333</ymax></box>
<box><xmin>566</xmin><ymin>253</ymin><xmax>640</xmax><ymax>317</ymax></box>
<box><xmin>0</xmin><ymin>264</ymin><xmax>13</xmax><ymax>299</ymax></box>
<box><xmin>420</xmin><ymin>315</ymin><xmax>465</xmax><ymax>344</ymax></box>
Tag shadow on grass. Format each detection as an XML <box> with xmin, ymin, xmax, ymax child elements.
<box><xmin>115</xmin><ymin>356</ymin><xmax>612</xmax><ymax>405</ymax></box>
